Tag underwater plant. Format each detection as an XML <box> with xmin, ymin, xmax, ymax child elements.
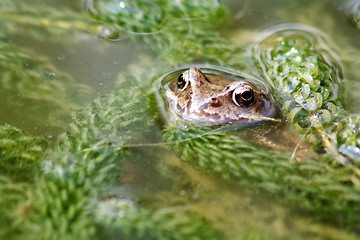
<box><xmin>1</xmin><ymin>0</ymin><xmax>360</xmax><ymax>239</ymax></box>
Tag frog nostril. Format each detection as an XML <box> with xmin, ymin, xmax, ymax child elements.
<box><xmin>210</xmin><ymin>98</ymin><xmax>222</xmax><ymax>108</ymax></box>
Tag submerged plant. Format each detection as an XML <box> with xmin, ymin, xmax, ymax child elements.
<box><xmin>0</xmin><ymin>39</ymin><xmax>92</xmax><ymax>135</ymax></box>
<box><xmin>1</xmin><ymin>0</ymin><xmax>360</xmax><ymax>239</ymax></box>
<box><xmin>94</xmin><ymin>197</ymin><xmax>222</xmax><ymax>240</ymax></box>
<box><xmin>0</xmin><ymin>123</ymin><xmax>48</xmax><ymax>238</ymax></box>
<box><xmin>164</xmin><ymin>123</ymin><xmax>360</xmax><ymax>230</ymax></box>
<box><xmin>0</xmin><ymin>1</ymin><xmax>90</xmax><ymax>39</ymax></box>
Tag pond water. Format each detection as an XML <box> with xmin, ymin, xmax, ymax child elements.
<box><xmin>4</xmin><ymin>0</ymin><xmax>360</xmax><ymax>136</ymax></box>
<box><xmin>2</xmin><ymin>0</ymin><xmax>360</xmax><ymax>239</ymax></box>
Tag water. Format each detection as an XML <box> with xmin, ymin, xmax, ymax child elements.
<box><xmin>2</xmin><ymin>0</ymin><xmax>360</xmax><ymax>239</ymax></box>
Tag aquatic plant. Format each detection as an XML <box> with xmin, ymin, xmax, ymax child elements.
<box><xmin>0</xmin><ymin>1</ymin><xmax>90</xmax><ymax>39</ymax></box>
<box><xmin>252</xmin><ymin>28</ymin><xmax>345</xmax><ymax>130</ymax></box>
<box><xmin>10</xmin><ymin>67</ymin><xmax>224</xmax><ymax>239</ymax></box>
<box><xmin>164</xmin><ymin>123</ymin><xmax>360</xmax><ymax>230</ymax></box>
<box><xmin>87</xmin><ymin>0</ymin><xmax>247</xmax><ymax>68</ymax></box>
<box><xmin>251</xmin><ymin>27</ymin><xmax>360</xmax><ymax>167</ymax></box>
<box><xmin>12</xmin><ymin>70</ymin><xmax>150</xmax><ymax>238</ymax></box>
<box><xmin>0</xmin><ymin>39</ymin><xmax>92</xmax><ymax>135</ymax></box>
<box><xmin>326</xmin><ymin>115</ymin><xmax>360</xmax><ymax>163</ymax></box>
<box><xmin>87</xmin><ymin>0</ymin><xmax>229</xmax><ymax>35</ymax></box>
<box><xmin>94</xmin><ymin>198</ymin><xmax>222</xmax><ymax>240</ymax></box>
<box><xmin>1</xmin><ymin>0</ymin><xmax>360</xmax><ymax>239</ymax></box>
<box><xmin>0</xmin><ymin>123</ymin><xmax>48</xmax><ymax>237</ymax></box>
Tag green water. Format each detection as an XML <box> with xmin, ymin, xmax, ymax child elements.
<box><xmin>1</xmin><ymin>0</ymin><xmax>360</xmax><ymax>239</ymax></box>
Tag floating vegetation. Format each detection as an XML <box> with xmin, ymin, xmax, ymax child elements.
<box><xmin>326</xmin><ymin>115</ymin><xmax>360</xmax><ymax>163</ymax></box>
<box><xmin>87</xmin><ymin>0</ymin><xmax>167</xmax><ymax>34</ymax></box>
<box><xmin>163</xmin><ymin>123</ymin><xmax>360</xmax><ymax>231</ymax></box>
<box><xmin>1</xmin><ymin>0</ymin><xmax>360</xmax><ymax>239</ymax></box>
<box><xmin>251</xmin><ymin>24</ymin><xmax>360</xmax><ymax>169</ymax></box>
<box><xmin>87</xmin><ymin>0</ymin><xmax>229</xmax><ymax>38</ymax></box>
<box><xmin>252</xmin><ymin>26</ymin><xmax>345</xmax><ymax>130</ymax></box>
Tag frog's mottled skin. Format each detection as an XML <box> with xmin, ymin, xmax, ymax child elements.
<box><xmin>163</xmin><ymin>68</ymin><xmax>280</xmax><ymax>126</ymax></box>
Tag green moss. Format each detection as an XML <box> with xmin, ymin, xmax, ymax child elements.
<box><xmin>88</xmin><ymin>0</ymin><xmax>167</xmax><ymax>33</ymax></box>
<box><xmin>0</xmin><ymin>176</ymin><xmax>30</xmax><ymax>238</ymax></box>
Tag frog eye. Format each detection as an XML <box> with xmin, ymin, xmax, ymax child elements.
<box><xmin>177</xmin><ymin>73</ymin><xmax>188</xmax><ymax>91</ymax></box>
<box><xmin>232</xmin><ymin>84</ymin><xmax>255</xmax><ymax>107</ymax></box>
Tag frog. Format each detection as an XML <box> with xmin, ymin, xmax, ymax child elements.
<box><xmin>156</xmin><ymin>66</ymin><xmax>315</xmax><ymax>157</ymax></box>
<box><xmin>160</xmin><ymin>67</ymin><xmax>281</xmax><ymax>127</ymax></box>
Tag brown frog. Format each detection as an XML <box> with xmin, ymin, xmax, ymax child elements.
<box><xmin>162</xmin><ymin>67</ymin><xmax>280</xmax><ymax>126</ymax></box>
<box><xmin>156</xmin><ymin>67</ymin><xmax>310</xmax><ymax>160</ymax></box>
